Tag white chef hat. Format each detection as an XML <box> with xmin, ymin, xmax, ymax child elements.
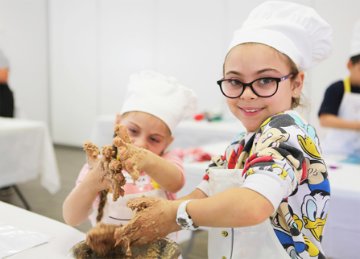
<box><xmin>350</xmin><ymin>20</ymin><xmax>360</xmax><ymax>58</ymax></box>
<box><xmin>228</xmin><ymin>1</ymin><xmax>333</xmax><ymax>70</ymax></box>
<box><xmin>120</xmin><ymin>70</ymin><xmax>197</xmax><ymax>133</ymax></box>
<box><xmin>0</xmin><ymin>49</ymin><xmax>9</xmax><ymax>68</ymax></box>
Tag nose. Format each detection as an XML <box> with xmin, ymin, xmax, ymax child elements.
<box><xmin>132</xmin><ymin>137</ymin><xmax>149</xmax><ymax>149</ymax></box>
<box><xmin>240</xmin><ymin>85</ymin><xmax>257</xmax><ymax>99</ymax></box>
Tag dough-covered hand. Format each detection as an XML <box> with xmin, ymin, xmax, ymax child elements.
<box><xmin>114</xmin><ymin>197</ymin><xmax>180</xmax><ymax>248</ymax></box>
<box><xmin>113</xmin><ymin>124</ymin><xmax>146</xmax><ymax>181</ymax></box>
<box><xmin>83</xmin><ymin>141</ymin><xmax>100</xmax><ymax>169</ymax></box>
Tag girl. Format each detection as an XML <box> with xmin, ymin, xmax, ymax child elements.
<box><xmin>114</xmin><ymin>2</ymin><xmax>332</xmax><ymax>259</ymax></box>
<box><xmin>62</xmin><ymin>70</ymin><xmax>197</xmax><ymax>227</ymax></box>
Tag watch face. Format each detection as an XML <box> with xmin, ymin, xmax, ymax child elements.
<box><xmin>177</xmin><ymin>217</ymin><xmax>188</xmax><ymax>227</ymax></box>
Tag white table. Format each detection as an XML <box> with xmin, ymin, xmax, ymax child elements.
<box><xmin>90</xmin><ymin>114</ymin><xmax>244</xmax><ymax>149</ymax></box>
<box><xmin>0</xmin><ymin>118</ymin><xmax>60</xmax><ymax>194</ymax></box>
<box><xmin>0</xmin><ymin>201</ymin><xmax>85</xmax><ymax>258</ymax></box>
<box><xmin>321</xmin><ymin>157</ymin><xmax>360</xmax><ymax>259</ymax></box>
<box><xmin>180</xmin><ymin>146</ymin><xmax>360</xmax><ymax>259</ymax></box>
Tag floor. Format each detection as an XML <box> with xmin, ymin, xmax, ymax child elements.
<box><xmin>0</xmin><ymin>144</ymin><xmax>207</xmax><ymax>259</ymax></box>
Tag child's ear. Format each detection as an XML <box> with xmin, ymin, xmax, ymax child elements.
<box><xmin>292</xmin><ymin>72</ymin><xmax>304</xmax><ymax>96</ymax></box>
<box><xmin>347</xmin><ymin>59</ymin><xmax>353</xmax><ymax>70</ymax></box>
<box><xmin>167</xmin><ymin>135</ymin><xmax>174</xmax><ymax>146</ymax></box>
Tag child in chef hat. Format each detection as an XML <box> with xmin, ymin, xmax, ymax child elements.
<box><xmin>319</xmin><ymin>20</ymin><xmax>360</xmax><ymax>156</ymax></box>
<box><xmin>112</xmin><ymin>2</ymin><xmax>333</xmax><ymax>259</ymax></box>
<box><xmin>63</xmin><ymin>70</ymin><xmax>197</xmax><ymax>231</ymax></box>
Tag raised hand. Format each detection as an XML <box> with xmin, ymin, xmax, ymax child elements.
<box><xmin>113</xmin><ymin>124</ymin><xmax>146</xmax><ymax>181</ymax></box>
<box><xmin>83</xmin><ymin>142</ymin><xmax>100</xmax><ymax>169</ymax></box>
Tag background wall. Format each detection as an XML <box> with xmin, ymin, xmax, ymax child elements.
<box><xmin>1</xmin><ymin>0</ymin><xmax>359</xmax><ymax>146</ymax></box>
<box><xmin>0</xmin><ymin>0</ymin><xmax>49</xmax><ymax>122</ymax></box>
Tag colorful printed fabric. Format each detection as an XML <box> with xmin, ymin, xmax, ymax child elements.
<box><xmin>198</xmin><ymin>110</ymin><xmax>330</xmax><ymax>259</ymax></box>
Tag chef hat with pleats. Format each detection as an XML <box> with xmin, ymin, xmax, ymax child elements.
<box><xmin>120</xmin><ymin>70</ymin><xmax>197</xmax><ymax>133</ymax></box>
<box><xmin>350</xmin><ymin>20</ymin><xmax>360</xmax><ymax>58</ymax></box>
<box><xmin>228</xmin><ymin>1</ymin><xmax>333</xmax><ymax>70</ymax></box>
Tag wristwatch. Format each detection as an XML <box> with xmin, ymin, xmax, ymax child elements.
<box><xmin>176</xmin><ymin>200</ymin><xmax>198</xmax><ymax>230</ymax></box>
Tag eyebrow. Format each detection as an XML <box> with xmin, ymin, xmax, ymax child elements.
<box><xmin>225</xmin><ymin>68</ymin><xmax>281</xmax><ymax>77</ymax></box>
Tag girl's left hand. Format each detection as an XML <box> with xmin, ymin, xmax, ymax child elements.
<box><xmin>112</xmin><ymin>125</ymin><xmax>147</xmax><ymax>180</ymax></box>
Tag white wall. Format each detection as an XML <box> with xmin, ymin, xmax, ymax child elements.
<box><xmin>2</xmin><ymin>0</ymin><xmax>359</xmax><ymax>146</ymax></box>
<box><xmin>0</xmin><ymin>0</ymin><xmax>48</xmax><ymax>122</ymax></box>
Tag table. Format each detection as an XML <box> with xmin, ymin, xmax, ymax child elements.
<box><xmin>321</xmin><ymin>157</ymin><xmax>360</xmax><ymax>259</ymax></box>
<box><xmin>0</xmin><ymin>201</ymin><xmax>85</xmax><ymax>258</ymax></box>
<box><xmin>0</xmin><ymin>118</ymin><xmax>60</xmax><ymax>194</ymax></box>
<box><xmin>180</xmin><ymin>146</ymin><xmax>360</xmax><ymax>259</ymax></box>
<box><xmin>90</xmin><ymin>114</ymin><xmax>244</xmax><ymax>149</ymax></box>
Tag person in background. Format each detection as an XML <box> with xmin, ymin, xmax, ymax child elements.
<box><xmin>113</xmin><ymin>2</ymin><xmax>332</xmax><ymax>259</ymax></box>
<box><xmin>318</xmin><ymin>20</ymin><xmax>360</xmax><ymax>157</ymax></box>
<box><xmin>62</xmin><ymin>70</ymin><xmax>197</xmax><ymax>230</ymax></box>
<box><xmin>0</xmin><ymin>49</ymin><xmax>14</xmax><ymax>118</ymax></box>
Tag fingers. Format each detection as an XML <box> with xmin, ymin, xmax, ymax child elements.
<box><xmin>114</xmin><ymin>124</ymin><xmax>131</xmax><ymax>144</ymax></box>
<box><xmin>83</xmin><ymin>141</ymin><xmax>100</xmax><ymax>168</ymax></box>
<box><xmin>127</xmin><ymin>197</ymin><xmax>159</xmax><ymax>212</ymax></box>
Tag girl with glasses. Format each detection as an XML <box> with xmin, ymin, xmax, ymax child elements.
<box><xmin>112</xmin><ymin>2</ymin><xmax>332</xmax><ymax>258</ymax></box>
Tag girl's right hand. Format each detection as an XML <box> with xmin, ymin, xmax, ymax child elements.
<box><xmin>80</xmin><ymin>160</ymin><xmax>111</xmax><ymax>194</ymax></box>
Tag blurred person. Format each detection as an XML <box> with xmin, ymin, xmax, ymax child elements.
<box><xmin>318</xmin><ymin>20</ymin><xmax>360</xmax><ymax>157</ymax></box>
<box><xmin>0</xmin><ymin>49</ymin><xmax>14</xmax><ymax>117</ymax></box>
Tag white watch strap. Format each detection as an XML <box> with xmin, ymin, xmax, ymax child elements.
<box><xmin>176</xmin><ymin>200</ymin><xmax>198</xmax><ymax>230</ymax></box>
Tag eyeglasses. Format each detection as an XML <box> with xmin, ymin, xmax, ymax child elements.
<box><xmin>217</xmin><ymin>73</ymin><xmax>294</xmax><ymax>98</ymax></box>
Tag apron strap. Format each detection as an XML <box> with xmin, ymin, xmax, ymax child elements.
<box><xmin>343</xmin><ymin>77</ymin><xmax>351</xmax><ymax>93</ymax></box>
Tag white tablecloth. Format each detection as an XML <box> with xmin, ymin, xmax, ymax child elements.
<box><xmin>0</xmin><ymin>201</ymin><xmax>85</xmax><ymax>258</ymax></box>
<box><xmin>0</xmin><ymin>118</ymin><xmax>60</xmax><ymax>194</ymax></box>
<box><xmin>90</xmin><ymin>114</ymin><xmax>244</xmax><ymax>149</ymax></box>
<box><xmin>180</xmin><ymin>146</ymin><xmax>360</xmax><ymax>259</ymax></box>
<box><xmin>321</xmin><ymin>158</ymin><xmax>360</xmax><ymax>259</ymax></box>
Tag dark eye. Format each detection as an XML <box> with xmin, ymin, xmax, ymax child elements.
<box><xmin>127</xmin><ymin>127</ymin><xmax>138</xmax><ymax>135</ymax></box>
<box><xmin>228</xmin><ymin>79</ymin><xmax>242</xmax><ymax>87</ymax></box>
<box><xmin>258</xmin><ymin>78</ymin><xmax>276</xmax><ymax>86</ymax></box>
<box><xmin>150</xmin><ymin>137</ymin><xmax>161</xmax><ymax>143</ymax></box>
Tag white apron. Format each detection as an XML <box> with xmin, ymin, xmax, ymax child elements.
<box><xmin>89</xmin><ymin>187</ymin><xmax>182</xmax><ymax>258</ymax></box>
<box><xmin>322</xmin><ymin>77</ymin><xmax>360</xmax><ymax>156</ymax></box>
<box><xmin>207</xmin><ymin>168</ymin><xmax>290</xmax><ymax>259</ymax></box>
<box><xmin>89</xmin><ymin>188</ymin><xmax>168</xmax><ymax>226</ymax></box>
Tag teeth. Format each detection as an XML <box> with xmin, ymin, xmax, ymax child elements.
<box><xmin>244</xmin><ymin>109</ymin><xmax>258</xmax><ymax>112</ymax></box>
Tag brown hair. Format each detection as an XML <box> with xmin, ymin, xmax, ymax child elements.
<box><xmin>350</xmin><ymin>54</ymin><xmax>360</xmax><ymax>64</ymax></box>
<box><xmin>96</xmin><ymin>190</ymin><xmax>108</xmax><ymax>222</ymax></box>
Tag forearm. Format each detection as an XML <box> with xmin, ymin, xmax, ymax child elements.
<box><xmin>63</xmin><ymin>166</ymin><xmax>107</xmax><ymax>226</ymax></box>
<box><xmin>62</xmin><ymin>178</ymin><xmax>100</xmax><ymax>226</ymax></box>
<box><xmin>319</xmin><ymin>114</ymin><xmax>360</xmax><ymax>131</ymax></box>
<box><xmin>186</xmin><ymin>187</ymin><xmax>274</xmax><ymax>228</ymax></box>
<box><xmin>141</xmin><ymin>150</ymin><xmax>184</xmax><ymax>193</ymax></box>
<box><xmin>177</xmin><ymin>188</ymin><xmax>207</xmax><ymax>200</ymax></box>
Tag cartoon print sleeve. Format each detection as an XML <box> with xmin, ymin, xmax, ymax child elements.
<box><xmin>242</xmin><ymin>112</ymin><xmax>318</xmax><ymax>212</ymax></box>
